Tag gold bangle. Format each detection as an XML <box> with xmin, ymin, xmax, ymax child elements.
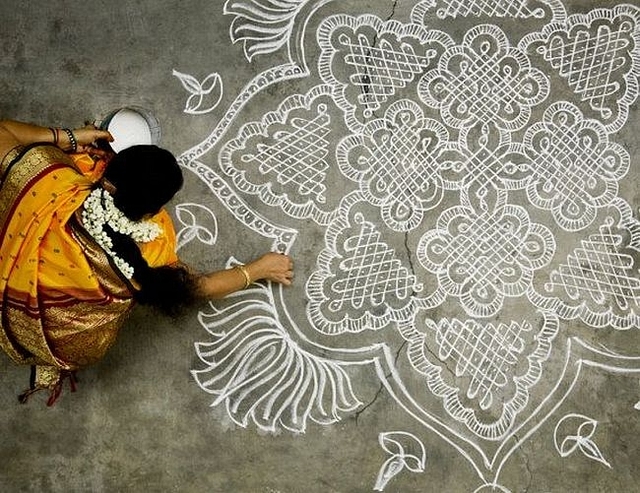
<box><xmin>235</xmin><ymin>265</ymin><xmax>251</xmax><ymax>289</ymax></box>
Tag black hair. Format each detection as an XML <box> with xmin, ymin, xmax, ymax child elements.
<box><xmin>103</xmin><ymin>145</ymin><xmax>184</xmax><ymax>221</ymax></box>
<box><xmin>100</xmin><ymin>145</ymin><xmax>197</xmax><ymax>316</ymax></box>
<box><xmin>105</xmin><ymin>225</ymin><xmax>197</xmax><ymax>317</ymax></box>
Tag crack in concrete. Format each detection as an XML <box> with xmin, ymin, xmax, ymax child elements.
<box><xmin>358</xmin><ymin>0</ymin><xmax>397</xmax><ymax>120</ymax></box>
<box><xmin>404</xmin><ymin>231</ymin><xmax>418</xmax><ymax>294</ymax></box>
<box><xmin>513</xmin><ymin>433</ymin><xmax>533</xmax><ymax>492</ymax></box>
<box><xmin>353</xmin><ymin>340</ymin><xmax>407</xmax><ymax>425</ymax></box>
<box><xmin>386</xmin><ymin>0</ymin><xmax>399</xmax><ymax>22</ymax></box>
<box><xmin>359</xmin><ymin>50</ymin><xmax>378</xmax><ymax>120</ymax></box>
<box><xmin>353</xmin><ymin>381</ymin><xmax>385</xmax><ymax>425</ymax></box>
<box><xmin>420</xmin><ymin>325</ymin><xmax>457</xmax><ymax>377</ymax></box>
<box><xmin>394</xmin><ymin>340</ymin><xmax>407</xmax><ymax>365</ymax></box>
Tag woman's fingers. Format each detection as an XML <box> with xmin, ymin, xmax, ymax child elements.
<box><xmin>268</xmin><ymin>252</ymin><xmax>294</xmax><ymax>285</ymax></box>
<box><xmin>74</xmin><ymin>127</ymin><xmax>113</xmax><ymax>147</ymax></box>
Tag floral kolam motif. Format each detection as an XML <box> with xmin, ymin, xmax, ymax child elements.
<box><xmin>180</xmin><ymin>1</ymin><xmax>640</xmax><ymax>491</ymax></box>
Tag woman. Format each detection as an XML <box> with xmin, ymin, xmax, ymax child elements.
<box><xmin>0</xmin><ymin>119</ymin><xmax>294</xmax><ymax>405</ymax></box>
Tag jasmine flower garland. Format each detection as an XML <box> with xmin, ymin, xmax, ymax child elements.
<box><xmin>81</xmin><ymin>188</ymin><xmax>162</xmax><ymax>279</ymax></box>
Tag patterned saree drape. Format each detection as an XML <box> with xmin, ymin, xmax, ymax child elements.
<box><xmin>0</xmin><ymin>144</ymin><xmax>177</xmax><ymax>389</ymax></box>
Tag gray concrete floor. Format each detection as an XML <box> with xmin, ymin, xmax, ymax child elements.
<box><xmin>1</xmin><ymin>0</ymin><xmax>639</xmax><ymax>492</ymax></box>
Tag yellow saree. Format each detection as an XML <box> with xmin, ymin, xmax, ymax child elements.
<box><xmin>0</xmin><ymin>144</ymin><xmax>178</xmax><ymax>398</ymax></box>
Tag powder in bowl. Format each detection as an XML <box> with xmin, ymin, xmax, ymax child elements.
<box><xmin>100</xmin><ymin>107</ymin><xmax>161</xmax><ymax>153</ymax></box>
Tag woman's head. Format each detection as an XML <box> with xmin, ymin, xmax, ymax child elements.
<box><xmin>103</xmin><ymin>145</ymin><xmax>183</xmax><ymax>221</ymax></box>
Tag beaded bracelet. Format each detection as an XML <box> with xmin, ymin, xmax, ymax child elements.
<box><xmin>62</xmin><ymin>127</ymin><xmax>77</xmax><ymax>152</ymax></box>
<box><xmin>235</xmin><ymin>265</ymin><xmax>252</xmax><ymax>289</ymax></box>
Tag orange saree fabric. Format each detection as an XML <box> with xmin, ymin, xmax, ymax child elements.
<box><xmin>0</xmin><ymin>144</ymin><xmax>177</xmax><ymax>386</ymax></box>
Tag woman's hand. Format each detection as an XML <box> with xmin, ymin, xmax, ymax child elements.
<box><xmin>72</xmin><ymin>124</ymin><xmax>113</xmax><ymax>156</ymax></box>
<box><xmin>246</xmin><ymin>252</ymin><xmax>294</xmax><ymax>286</ymax></box>
<box><xmin>0</xmin><ymin>119</ymin><xmax>113</xmax><ymax>160</ymax></box>
<box><xmin>196</xmin><ymin>252</ymin><xmax>294</xmax><ymax>299</ymax></box>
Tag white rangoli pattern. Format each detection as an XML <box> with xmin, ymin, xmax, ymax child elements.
<box><xmin>411</xmin><ymin>0</ymin><xmax>566</xmax><ymax>21</ymax></box>
<box><xmin>522</xmin><ymin>101</ymin><xmax>630</xmax><ymax>231</ymax></box>
<box><xmin>374</xmin><ymin>431</ymin><xmax>427</xmax><ymax>491</ymax></box>
<box><xmin>176</xmin><ymin>1</ymin><xmax>640</xmax><ymax>491</ymax></box>
<box><xmin>553</xmin><ymin>413</ymin><xmax>612</xmax><ymax>469</ymax></box>
<box><xmin>336</xmin><ymin>99</ymin><xmax>447</xmax><ymax>231</ymax></box>
<box><xmin>418</xmin><ymin>189</ymin><xmax>555</xmax><ymax>317</ymax></box>
<box><xmin>520</xmin><ymin>5</ymin><xmax>640</xmax><ymax>130</ymax></box>
<box><xmin>419</xmin><ymin>24</ymin><xmax>550</xmax><ymax>131</ymax></box>
<box><xmin>174</xmin><ymin>202</ymin><xmax>219</xmax><ymax>251</ymax></box>
<box><xmin>399</xmin><ymin>311</ymin><xmax>558</xmax><ymax>440</ymax></box>
<box><xmin>172</xmin><ymin>69</ymin><xmax>224</xmax><ymax>115</ymax></box>
<box><xmin>317</xmin><ymin>14</ymin><xmax>454</xmax><ymax>127</ymax></box>
<box><xmin>307</xmin><ymin>203</ymin><xmax>423</xmax><ymax>334</ymax></box>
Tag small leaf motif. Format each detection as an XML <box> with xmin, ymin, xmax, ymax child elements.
<box><xmin>578</xmin><ymin>438</ymin><xmax>611</xmax><ymax>468</ymax></box>
<box><xmin>554</xmin><ymin>413</ymin><xmax>611</xmax><ymax>468</ymax></box>
<box><xmin>174</xmin><ymin>203</ymin><xmax>218</xmax><ymax>251</ymax></box>
<box><xmin>172</xmin><ymin>69</ymin><xmax>223</xmax><ymax>114</ymax></box>
<box><xmin>374</xmin><ymin>432</ymin><xmax>426</xmax><ymax>491</ymax></box>
<box><xmin>172</xmin><ymin>69</ymin><xmax>201</xmax><ymax>93</ymax></box>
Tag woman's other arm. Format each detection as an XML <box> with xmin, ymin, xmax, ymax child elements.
<box><xmin>0</xmin><ymin>119</ymin><xmax>112</xmax><ymax>159</ymax></box>
<box><xmin>196</xmin><ymin>252</ymin><xmax>294</xmax><ymax>299</ymax></box>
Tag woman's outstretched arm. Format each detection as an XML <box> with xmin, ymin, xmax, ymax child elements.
<box><xmin>196</xmin><ymin>252</ymin><xmax>294</xmax><ymax>299</ymax></box>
